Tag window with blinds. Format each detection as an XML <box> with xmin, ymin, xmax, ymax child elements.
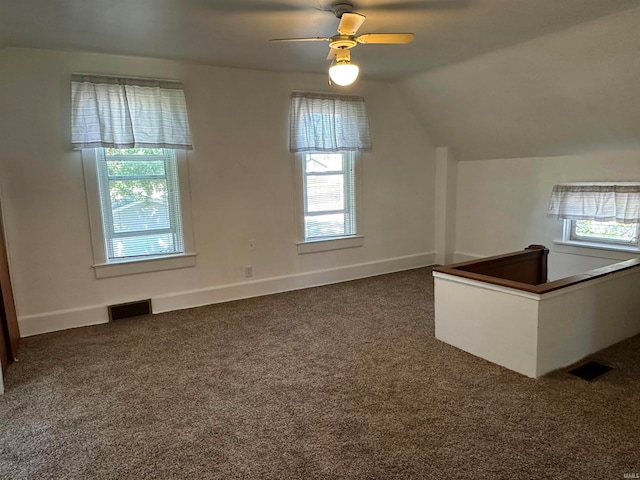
<box><xmin>567</xmin><ymin>220</ymin><xmax>639</xmax><ymax>248</ymax></box>
<box><xmin>302</xmin><ymin>151</ymin><xmax>356</xmax><ymax>239</ymax></box>
<box><xmin>95</xmin><ymin>148</ymin><xmax>184</xmax><ymax>261</ymax></box>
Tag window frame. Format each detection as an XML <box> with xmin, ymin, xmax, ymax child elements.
<box><xmin>96</xmin><ymin>148</ymin><xmax>185</xmax><ymax>261</ymax></box>
<box><xmin>567</xmin><ymin>219</ymin><xmax>640</xmax><ymax>248</ymax></box>
<box><xmin>553</xmin><ymin>219</ymin><xmax>640</xmax><ymax>262</ymax></box>
<box><xmin>294</xmin><ymin>150</ymin><xmax>364</xmax><ymax>254</ymax></box>
<box><xmin>82</xmin><ymin>148</ymin><xmax>196</xmax><ymax>278</ymax></box>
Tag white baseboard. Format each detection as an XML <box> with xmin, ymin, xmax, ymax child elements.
<box><xmin>19</xmin><ymin>304</ymin><xmax>109</xmax><ymax>338</ymax></box>
<box><xmin>153</xmin><ymin>252</ymin><xmax>436</xmax><ymax>313</ymax></box>
<box><xmin>18</xmin><ymin>252</ymin><xmax>436</xmax><ymax>337</ymax></box>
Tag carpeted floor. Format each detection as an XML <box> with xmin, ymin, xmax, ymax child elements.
<box><xmin>1</xmin><ymin>267</ymin><xmax>639</xmax><ymax>479</ymax></box>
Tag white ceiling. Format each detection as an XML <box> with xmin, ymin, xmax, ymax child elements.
<box><xmin>1</xmin><ymin>0</ymin><xmax>639</xmax><ymax>80</ymax></box>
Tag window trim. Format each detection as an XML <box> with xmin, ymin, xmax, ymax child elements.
<box><xmin>294</xmin><ymin>151</ymin><xmax>364</xmax><ymax>254</ymax></box>
<box><xmin>96</xmin><ymin>148</ymin><xmax>185</xmax><ymax>261</ymax></box>
<box><xmin>554</xmin><ymin>219</ymin><xmax>640</xmax><ymax>261</ymax></box>
<box><xmin>82</xmin><ymin>148</ymin><xmax>197</xmax><ymax>278</ymax></box>
<box><xmin>302</xmin><ymin>151</ymin><xmax>356</xmax><ymax>239</ymax></box>
<box><xmin>563</xmin><ymin>219</ymin><xmax>640</xmax><ymax>249</ymax></box>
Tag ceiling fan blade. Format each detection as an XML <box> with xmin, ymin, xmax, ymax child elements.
<box><xmin>269</xmin><ymin>37</ymin><xmax>330</xmax><ymax>43</ymax></box>
<box><xmin>356</xmin><ymin>33</ymin><xmax>415</xmax><ymax>44</ymax></box>
<box><xmin>337</xmin><ymin>12</ymin><xmax>366</xmax><ymax>35</ymax></box>
<box><xmin>326</xmin><ymin>48</ymin><xmax>340</xmax><ymax>60</ymax></box>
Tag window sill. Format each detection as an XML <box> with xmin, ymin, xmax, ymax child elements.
<box><xmin>93</xmin><ymin>252</ymin><xmax>197</xmax><ymax>279</ymax></box>
<box><xmin>297</xmin><ymin>235</ymin><xmax>364</xmax><ymax>254</ymax></box>
<box><xmin>553</xmin><ymin>240</ymin><xmax>639</xmax><ymax>261</ymax></box>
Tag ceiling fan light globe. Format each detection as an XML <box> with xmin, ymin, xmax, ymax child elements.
<box><xmin>329</xmin><ymin>63</ymin><xmax>359</xmax><ymax>86</ymax></box>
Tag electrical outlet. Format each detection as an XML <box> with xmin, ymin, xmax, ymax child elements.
<box><xmin>248</xmin><ymin>239</ymin><xmax>255</xmax><ymax>251</ymax></box>
<box><xmin>244</xmin><ymin>265</ymin><xmax>253</xmax><ymax>278</ymax></box>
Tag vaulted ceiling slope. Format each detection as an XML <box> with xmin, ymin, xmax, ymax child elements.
<box><xmin>1</xmin><ymin>1</ymin><xmax>639</xmax><ymax>162</ymax></box>
<box><xmin>398</xmin><ymin>6</ymin><xmax>640</xmax><ymax>161</ymax></box>
<box><xmin>0</xmin><ymin>0</ymin><xmax>638</xmax><ymax>79</ymax></box>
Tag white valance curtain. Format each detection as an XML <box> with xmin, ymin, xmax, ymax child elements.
<box><xmin>71</xmin><ymin>74</ymin><xmax>193</xmax><ymax>150</ymax></box>
<box><xmin>547</xmin><ymin>183</ymin><xmax>640</xmax><ymax>223</ymax></box>
<box><xmin>289</xmin><ymin>91</ymin><xmax>372</xmax><ymax>153</ymax></box>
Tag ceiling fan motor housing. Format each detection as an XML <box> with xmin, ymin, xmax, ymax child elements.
<box><xmin>329</xmin><ymin>36</ymin><xmax>358</xmax><ymax>49</ymax></box>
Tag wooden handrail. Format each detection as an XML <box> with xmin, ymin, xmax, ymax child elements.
<box><xmin>433</xmin><ymin>245</ymin><xmax>640</xmax><ymax>294</ymax></box>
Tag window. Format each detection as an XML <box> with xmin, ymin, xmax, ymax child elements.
<box><xmin>288</xmin><ymin>92</ymin><xmax>370</xmax><ymax>254</ymax></box>
<box><xmin>302</xmin><ymin>152</ymin><xmax>356</xmax><ymax>239</ymax></box>
<box><xmin>548</xmin><ymin>182</ymin><xmax>640</xmax><ymax>253</ymax></box>
<box><xmin>565</xmin><ymin>219</ymin><xmax>640</xmax><ymax>249</ymax></box>
<box><xmin>96</xmin><ymin>148</ymin><xmax>184</xmax><ymax>261</ymax></box>
<box><xmin>295</xmin><ymin>151</ymin><xmax>363</xmax><ymax>254</ymax></box>
<box><xmin>72</xmin><ymin>74</ymin><xmax>196</xmax><ymax>277</ymax></box>
<box><xmin>82</xmin><ymin>148</ymin><xmax>195</xmax><ymax>278</ymax></box>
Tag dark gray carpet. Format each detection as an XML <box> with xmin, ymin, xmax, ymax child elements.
<box><xmin>1</xmin><ymin>267</ymin><xmax>639</xmax><ymax>479</ymax></box>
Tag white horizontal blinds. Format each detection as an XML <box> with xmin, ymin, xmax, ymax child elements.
<box><xmin>547</xmin><ymin>183</ymin><xmax>640</xmax><ymax>223</ymax></box>
<box><xmin>71</xmin><ymin>74</ymin><xmax>193</xmax><ymax>150</ymax></box>
<box><xmin>96</xmin><ymin>148</ymin><xmax>184</xmax><ymax>261</ymax></box>
<box><xmin>303</xmin><ymin>152</ymin><xmax>355</xmax><ymax>239</ymax></box>
<box><xmin>289</xmin><ymin>91</ymin><xmax>372</xmax><ymax>153</ymax></box>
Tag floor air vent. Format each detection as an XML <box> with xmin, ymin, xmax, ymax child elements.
<box><xmin>108</xmin><ymin>299</ymin><xmax>151</xmax><ymax>321</ymax></box>
<box><xmin>568</xmin><ymin>361</ymin><xmax>613</xmax><ymax>381</ymax></box>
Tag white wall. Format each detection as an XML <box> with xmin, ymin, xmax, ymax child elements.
<box><xmin>454</xmin><ymin>150</ymin><xmax>640</xmax><ymax>279</ymax></box>
<box><xmin>0</xmin><ymin>48</ymin><xmax>436</xmax><ymax>336</ymax></box>
<box><xmin>397</xmin><ymin>6</ymin><xmax>640</xmax><ymax>161</ymax></box>
<box><xmin>393</xmin><ymin>4</ymin><xmax>640</xmax><ymax>278</ymax></box>
<box><xmin>435</xmin><ymin>264</ymin><xmax>640</xmax><ymax>378</ymax></box>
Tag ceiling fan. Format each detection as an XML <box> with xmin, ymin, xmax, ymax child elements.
<box><xmin>269</xmin><ymin>3</ymin><xmax>415</xmax><ymax>86</ymax></box>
